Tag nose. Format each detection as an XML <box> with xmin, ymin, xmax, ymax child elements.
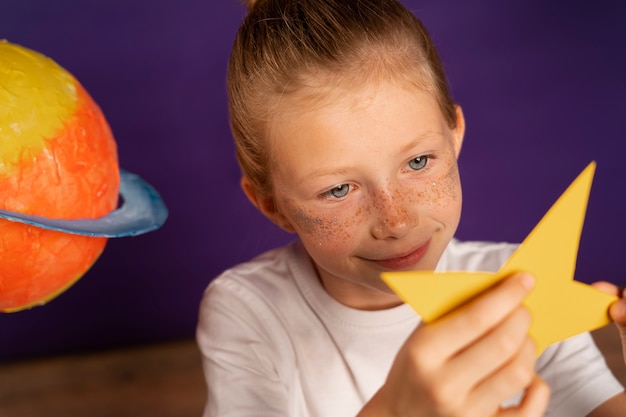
<box><xmin>370</xmin><ymin>186</ymin><xmax>416</xmax><ymax>240</ymax></box>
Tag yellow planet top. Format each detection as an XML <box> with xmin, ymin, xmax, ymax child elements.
<box><xmin>0</xmin><ymin>40</ymin><xmax>78</xmax><ymax>177</ymax></box>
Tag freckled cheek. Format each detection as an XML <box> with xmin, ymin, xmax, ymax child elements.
<box><xmin>285</xmin><ymin>201</ymin><xmax>371</xmax><ymax>248</ymax></box>
<box><xmin>418</xmin><ymin>165</ymin><xmax>462</xmax><ymax>209</ymax></box>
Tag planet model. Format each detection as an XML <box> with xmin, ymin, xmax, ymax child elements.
<box><xmin>0</xmin><ymin>40</ymin><xmax>168</xmax><ymax>312</ymax></box>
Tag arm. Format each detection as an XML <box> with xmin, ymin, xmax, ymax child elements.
<box><xmin>196</xmin><ymin>280</ymin><xmax>294</xmax><ymax>417</ymax></box>
<box><xmin>359</xmin><ymin>273</ymin><xmax>550</xmax><ymax>417</ymax></box>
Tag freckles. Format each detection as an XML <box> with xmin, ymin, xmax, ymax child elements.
<box><xmin>417</xmin><ymin>162</ymin><xmax>461</xmax><ymax>205</ymax></box>
<box><xmin>442</xmin><ymin>163</ymin><xmax>462</xmax><ymax>201</ymax></box>
<box><xmin>373</xmin><ymin>187</ymin><xmax>412</xmax><ymax>227</ymax></box>
<box><xmin>287</xmin><ymin>200</ymin><xmax>369</xmax><ymax>245</ymax></box>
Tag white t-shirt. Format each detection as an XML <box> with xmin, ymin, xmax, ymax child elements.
<box><xmin>197</xmin><ymin>239</ymin><xmax>623</xmax><ymax>417</ymax></box>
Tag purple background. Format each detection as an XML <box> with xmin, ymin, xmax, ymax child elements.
<box><xmin>1</xmin><ymin>0</ymin><xmax>625</xmax><ymax>360</ymax></box>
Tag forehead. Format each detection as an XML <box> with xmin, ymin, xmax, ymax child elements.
<box><xmin>285</xmin><ymin>62</ymin><xmax>434</xmax><ymax>108</ymax></box>
<box><xmin>261</xmin><ymin>52</ymin><xmax>441</xmax><ymax>152</ymax></box>
<box><xmin>267</xmin><ymin>79</ymin><xmax>448</xmax><ymax>161</ymax></box>
<box><xmin>270</xmin><ymin>72</ymin><xmax>434</xmax><ymax>134</ymax></box>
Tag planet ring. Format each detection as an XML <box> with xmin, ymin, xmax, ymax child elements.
<box><xmin>0</xmin><ymin>170</ymin><xmax>168</xmax><ymax>237</ymax></box>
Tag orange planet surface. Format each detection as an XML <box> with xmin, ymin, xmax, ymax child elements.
<box><xmin>0</xmin><ymin>41</ymin><xmax>119</xmax><ymax>312</ymax></box>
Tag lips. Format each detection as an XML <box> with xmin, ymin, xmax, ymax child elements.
<box><xmin>370</xmin><ymin>239</ymin><xmax>432</xmax><ymax>270</ymax></box>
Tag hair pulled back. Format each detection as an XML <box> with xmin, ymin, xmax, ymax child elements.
<box><xmin>228</xmin><ymin>0</ymin><xmax>456</xmax><ymax>196</ymax></box>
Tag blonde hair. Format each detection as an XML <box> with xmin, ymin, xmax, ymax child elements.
<box><xmin>228</xmin><ymin>0</ymin><xmax>456</xmax><ymax>196</ymax></box>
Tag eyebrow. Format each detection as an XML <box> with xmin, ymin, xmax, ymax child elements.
<box><xmin>297</xmin><ymin>131</ymin><xmax>443</xmax><ymax>185</ymax></box>
<box><xmin>398</xmin><ymin>130</ymin><xmax>442</xmax><ymax>155</ymax></box>
<box><xmin>298</xmin><ymin>167</ymin><xmax>353</xmax><ymax>185</ymax></box>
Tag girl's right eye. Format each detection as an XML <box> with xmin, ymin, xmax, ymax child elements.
<box><xmin>321</xmin><ymin>184</ymin><xmax>350</xmax><ymax>199</ymax></box>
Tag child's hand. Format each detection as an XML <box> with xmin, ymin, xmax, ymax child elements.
<box><xmin>360</xmin><ymin>273</ymin><xmax>550</xmax><ymax>417</ymax></box>
<box><xmin>591</xmin><ymin>281</ymin><xmax>626</xmax><ymax>365</ymax></box>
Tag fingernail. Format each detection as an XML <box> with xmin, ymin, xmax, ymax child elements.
<box><xmin>612</xmin><ymin>300</ymin><xmax>626</xmax><ymax>321</ymax></box>
<box><xmin>519</xmin><ymin>273</ymin><xmax>535</xmax><ymax>290</ymax></box>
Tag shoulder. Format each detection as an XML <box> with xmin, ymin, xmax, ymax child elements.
<box><xmin>201</xmin><ymin>241</ymin><xmax>305</xmax><ymax>309</ymax></box>
<box><xmin>197</xmin><ymin>241</ymin><xmax>309</xmax><ymax>356</ymax></box>
<box><xmin>438</xmin><ymin>238</ymin><xmax>518</xmax><ymax>272</ymax></box>
<box><xmin>197</xmin><ymin>240</ymin><xmax>319</xmax><ymax>336</ymax></box>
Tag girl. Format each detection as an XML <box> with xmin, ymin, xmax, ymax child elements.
<box><xmin>197</xmin><ymin>0</ymin><xmax>626</xmax><ymax>415</ymax></box>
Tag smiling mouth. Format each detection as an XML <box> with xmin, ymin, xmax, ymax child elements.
<box><xmin>370</xmin><ymin>239</ymin><xmax>431</xmax><ymax>270</ymax></box>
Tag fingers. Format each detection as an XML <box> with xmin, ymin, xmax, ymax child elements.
<box><xmin>446</xmin><ymin>305</ymin><xmax>534</xmax><ymax>393</ymax></box>
<box><xmin>470</xmin><ymin>337</ymin><xmax>537</xmax><ymax>413</ymax></box>
<box><xmin>399</xmin><ymin>273</ymin><xmax>539</xmax><ymax>416</ymax></box>
<box><xmin>610</xmin><ymin>300</ymin><xmax>626</xmax><ymax>323</ymax></box>
<box><xmin>419</xmin><ymin>273</ymin><xmax>535</xmax><ymax>362</ymax></box>
<box><xmin>591</xmin><ymin>281</ymin><xmax>626</xmax><ymax>324</ymax></box>
<box><xmin>591</xmin><ymin>281</ymin><xmax>621</xmax><ymax>297</ymax></box>
<box><xmin>378</xmin><ymin>273</ymin><xmax>540</xmax><ymax>417</ymax></box>
<box><xmin>591</xmin><ymin>281</ymin><xmax>626</xmax><ymax>371</ymax></box>
<box><xmin>499</xmin><ymin>376</ymin><xmax>551</xmax><ymax>417</ymax></box>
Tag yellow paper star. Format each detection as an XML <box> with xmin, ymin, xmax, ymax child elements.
<box><xmin>382</xmin><ymin>162</ymin><xmax>617</xmax><ymax>355</ymax></box>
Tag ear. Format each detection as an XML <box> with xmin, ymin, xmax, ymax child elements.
<box><xmin>451</xmin><ymin>104</ymin><xmax>465</xmax><ymax>158</ymax></box>
<box><xmin>240</xmin><ymin>176</ymin><xmax>296</xmax><ymax>233</ymax></box>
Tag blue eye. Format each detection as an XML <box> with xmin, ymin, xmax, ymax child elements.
<box><xmin>409</xmin><ymin>156</ymin><xmax>428</xmax><ymax>171</ymax></box>
<box><xmin>325</xmin><ymin>184</ymin><xmax>350</xmax><ymax>199</ymax></box>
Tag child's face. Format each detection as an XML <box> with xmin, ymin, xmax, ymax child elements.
<box><xmin>265</xmin><ymin>80</ymin><xmax>464</xmax><ymax>310</ymax></box>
